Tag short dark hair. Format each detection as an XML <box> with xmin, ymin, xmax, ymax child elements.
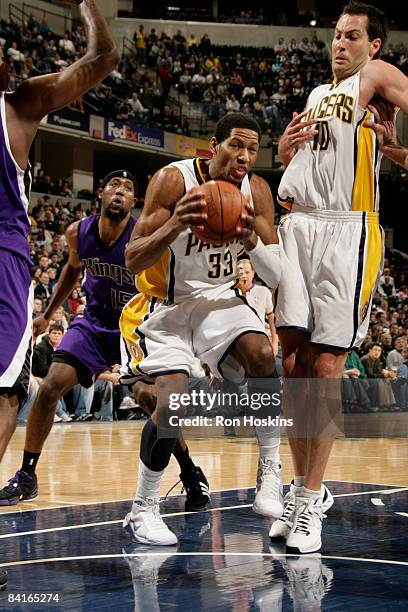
<box><xmin>214</xmin><ymin>112</ymin><xmax>261</xmax><ymax>144</ymax></box>
<box><xmin>368</xmin><ymin>342</ymin><xmax>382</xmax><ymax>351</ymax></box>
<box><xmin>341</xmin><ymin>1</ymin><xmax>388</xmax><ymax>57</ymax></box>
<box><xmin>49</xmin><ymin>324</ymin><xmax>64</xmax><ymax>334</ymax></box>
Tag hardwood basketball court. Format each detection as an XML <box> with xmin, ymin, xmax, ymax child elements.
<box><xmin>1</xmin><ymin>421</ymin><xmax>407</xmax><ymax>610</ymax></box>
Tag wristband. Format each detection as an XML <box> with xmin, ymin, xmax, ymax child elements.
<box><xmin>248</xmin><ymin>237</ymin><xmax>282</xmax><ymax>289</ymax></box>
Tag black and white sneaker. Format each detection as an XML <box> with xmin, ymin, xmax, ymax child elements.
<box><xmin>0</xmin><ymin>567</ymin><xmax>7</xmax><ymax>591</ymax></box>
<box><xmin>180</xmin><ymin>466</ymin><xmax>210</xmax><ymax>511</ymax></box>
<box><xmin>286</xmin><ymin>496</ymin><xmax>326</xmax><ymax>554</ymax></box>
<box><xmin>0</xmin><ymin>471</ymin><xmax>38</xmax><ymax>506</ymax></box>
<box><xmin>270</xmin><ymin>483</ymin><xmax>333</xmax><ymax>540</ymax></box>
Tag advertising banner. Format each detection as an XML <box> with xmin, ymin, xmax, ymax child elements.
<box><xmin>104</xmin><ymin>120</ymin><xmax>164</xmax><ymax>149</ymax></box>
<box><xmin>175</xmin><ymin>134</ymin><xmax>211</xmax><ymax>158</ymax></box>
<box><xmin>47</xmin><ymin>107</ymin><xmax>90</xmax><ymax>134</ymax></box>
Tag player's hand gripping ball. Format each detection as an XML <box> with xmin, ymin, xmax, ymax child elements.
<box><xmin>192</xmin><ymin>180</ymin><xmax>249</xmax><ymax>243</ymax></box>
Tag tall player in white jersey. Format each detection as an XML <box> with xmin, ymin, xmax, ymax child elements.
<box><xmin>120</xmin><ymin>113</ymin><xmax>283</xmax><ymax>545</ymax></box>
<box><xmin>271</xmin><ymin>1</ymin><xmax>408</xmax><ymax>554</ymax></box>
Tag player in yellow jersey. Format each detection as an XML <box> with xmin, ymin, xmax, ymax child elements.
<box><xmin>121</xmin><ymin>113</ymin><xmax>283</xmax><ymax>545</ymax></box>
<box><xmin>271</xmin><ymin>1</ymin><xmax>408</xmax><ymax>554</ymax></box>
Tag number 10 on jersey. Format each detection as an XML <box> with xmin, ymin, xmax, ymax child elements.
<box><xmin>312</xmin><ymin>121</ymin><xmax>330</xmax><ymax>151</ymax></box>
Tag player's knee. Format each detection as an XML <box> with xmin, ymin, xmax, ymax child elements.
<box><xmin>133</xmin><ymin>382</ymin><xmax>157</xmax><ymax>414</ymax></box>
<box><xmin>282</xmin><ymin>353</ymin><xmax>296</xmax><ymax>377</ymax></box>
<box><xmin>154</xmin><ymin>374</ymin><xmax>189</xmax><ymax>418</ymax></box>
<box><xmin>312</xmin><ymin>355</ymin><xmax>338</xmax><ymax>379</ymax></box>
<box><xmin>246</xmin><ymin>343</ymin><xmax>275</xmax><ymax>377</ymax></box>
<box><xmin>37</xmin><ymin>378</ymin><xmax>63</xmax><ymax>409</ymax></box>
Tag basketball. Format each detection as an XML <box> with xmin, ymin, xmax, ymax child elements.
<box><xmin>192</xmin><ymin>180</ymin><xmax>248</xmax><ymax>243</ymax></box>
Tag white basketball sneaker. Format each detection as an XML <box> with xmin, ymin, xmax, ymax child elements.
<box><xmin>252</xmin><ymin>458</ymin><xmax>283</xmax><ymax>518</ymax></box>
<box><xmin>286</xmin><ymin>496</ymin><xmax>326</xmax><ymax>554</ymax></box>
<box><xmin>123</xmin><ymin>497</ymin><xmax>178</xmax><ymax>546</ymax></box>
<box><xmin>269</xmin><ymin>483</ymin><xmax>297</xmax><ymax>538</ymax></box>
<box><xmin>269</xmin><ymin>483</ymin><xmax>333</xmax><ymax>540</ymax></box>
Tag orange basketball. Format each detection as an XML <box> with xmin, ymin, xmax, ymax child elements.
<box><xmin>192</xmin><ymin>180</ymin><xmax>248</xmax><ymax>243</ymax></box>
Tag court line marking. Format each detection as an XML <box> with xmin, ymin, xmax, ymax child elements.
<box><xmin>0</xmin><ymin>486</ymin><xmax>256</xmax><ymax>515</ymax></box>
<box><xmin>1</xmin><ymin>552</ymin><xmax>407</xmax><ymax>569</ymax></box>
<box><xmin>0</xmin><ymin>482</ymin><xmax>405</xmax><ymax>518</ymax></box>
<box><xmin>333</xmin><ymin>487</ymin><xmax>408</xmax><ymax>499</ymax></box>
<box><xmin>329</xmin><ymin>479</ymin><xmax>408</xmax><ymax>487</ymax></box>
<box><xmin>1</xmin><ymin>479</ymin><xmax>405</xmax><ymax>515</ymax></box>
<box><xmin>0</xmin><ymin>504</ymin><xmax>252</xmax><ymax>539</ymax></box>
<box><xmin>1</xmin><ymin>487</ymin><xmax>407</xmax><ymax>540</ymax></box>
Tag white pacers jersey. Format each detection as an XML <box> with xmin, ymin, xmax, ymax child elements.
<box><xmin>136</xmin><ymin>158</ymin><xmax>252</xmax><ymax>303</ymax></box>
<box><xmin>278</xmin><ymin>71</ymin><xmax>382</xmax><ymax>212</ymax></box>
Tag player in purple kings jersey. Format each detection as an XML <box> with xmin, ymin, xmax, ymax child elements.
<box><xmin>0</xmin><ymin>1</ymin><xmax>118</xmax><ymax>589</ymax></box>
<box><xmin>0</xmin><ymin>171</ymin><xmax>210</xmax><ymax>513</ymax></box>
<box><xmin>0</xmin><ymin>171</ymin><xmax>137</xmax><ymax>505</ymax></box>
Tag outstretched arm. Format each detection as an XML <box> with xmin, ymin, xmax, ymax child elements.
<box><xmin>33</xmin><ymin>222</ymin><xmax>83</xmax><ymax>338</ymax></box>
<box><xmin>12</xmin><ymin>0</ymin><xmax>119</xmax><ymax>121</ymax></box>
<box><xmin>6</xmin><ymin>0</ymin><xmax>119</xmax><ymax>169</ymax></box>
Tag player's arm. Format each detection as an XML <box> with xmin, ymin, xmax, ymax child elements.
<box><xmin>278</xmin><ymin>110</ymin><xmax>318</xmax><ymax>168</ymax></box>
<box><xmin>362</xmin><ymin>62</ymin><xmax>408</xmax><ymax>165</ymax></box>
<box><xmin>98</xmin><ymin>370</ymin><xmax>121</xmax><ymax>385</ymax></box>
<box><xmin>267</xmin><ymin>312</ymin><xmax>279</xmax><ymax>356</ymax></box>
<box><xmin>125</xmin><ymin>167</ymin><xmax>207</xmax><ymax>275</ymax></box>
<box><xmin>366</xmin><ymin>61</ymin><xmax>408</xmax><ymax>115</ymax></box>
<box><xmin>238</xmin><ymin>174</ymin><xmax>281</xmax><ymax>288</ymax></box>
<box><xmin>33</xmin><ymin>222</ymin><xmax>83</xmax><ymax>338</ymax></box>
<box><xmin>7</xmin><ymin>0</ymin><xmax>119</xmax><ymax>167</ymax></box>
<box><xmin>364</xmin><ymin>99</ymin><xmax>408</xmax><ymax>169</ymax></box>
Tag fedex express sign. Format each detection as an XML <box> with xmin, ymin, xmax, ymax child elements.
<box><xmin>104</xmin><ymin>120</ymin><xmax>164</xmax><ymax>148</ymax></box>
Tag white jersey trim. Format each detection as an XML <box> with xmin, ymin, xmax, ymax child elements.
<box><xmin>0</xmin><ymin>92</ymin><xmax>31</xmax><ymax>214</ymax></box>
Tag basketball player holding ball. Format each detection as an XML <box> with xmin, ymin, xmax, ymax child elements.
<box><xmin>120</xmin><ymin>113</ymin><xmax>284</xmax><ymax>545</ymax></box>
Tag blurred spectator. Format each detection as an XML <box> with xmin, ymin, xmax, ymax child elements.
<box><xmin>134</xmin><ymin>25</ymin><xmax>147</xmax><ymax>63</ymax></box>
<box><xmin>34</xmin><ymin>270</ymin><xmax>51</xmax><ymax>304</ymax></box>
<box><xmin>52</xmin><ymin>307</ymin><xmax>70</xmax><ymax>331</ymax></box>
<box><xmin>67</xmin><ymin>288</ymin><xmax>83</xmax><ymax>315</ymax></box>
<box><xmin>33</xmin><ymin>298</ymin><xmax>43</xmax><ymax>319</ymax></box>
<box><xmin>7</xmin><ymin>41</ymin><xmax>24</xmax><ymax>63</ymax></box>
<box><xmin>361</xmin><ymin>343</ymin><xmax>398</xmax><ymax>411</ymax></box>
<box><xmin>379</xmin><ymin>267</ymin><xmax>396</xmax><ymax>297</ymax></box>
<box><xmin>129</xmin><ymin>92</ymin><xmax>147</xmax><ymax>118</ymax></box>
<box><xmin>59</xmin><ymin>31</ymin><xmax>75</xmax><ymax>56</ymax></box>
<box><xmin>342</xmin><ymin>350</ymin><xmax>372</xmax><ymax>412</ymax></box>
<box><xmin>395</xmin><ymin>349</ymin><xmax>408</xmax><ymax>411</ymax></box>
<box><xmin>386</xmin><ymin>336</ymin><xmax>407</xmax><ymax>370</ymax></box>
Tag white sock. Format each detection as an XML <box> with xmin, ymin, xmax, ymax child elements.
<box><xmin>255</xmin><ymin>425</ymin><xmax>280</xmax><ymax>464</ymax></box>
<box><xmin>135</xmin><ymin>459</ymin><xmax>164</xmax><ymax>500</ymax></box>
<box><xmin>300</xmin><ymin>486</ymin><xmax>321</xmax><ymax>499</ymax></box>
<box><xmin>294</xmin><ymin>476</ymin><xmax>305</xmax><ymax>487</ymax></box>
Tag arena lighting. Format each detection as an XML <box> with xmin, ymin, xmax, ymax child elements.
<box><xmin>310</xmin><ymin>19</ymin><xmax>317</xmax><ymax>26</ymax></box>
<box><xmin>167</xmin><ymin>6</ymin><xmax>181</xmax><ymax>10</ymax></box>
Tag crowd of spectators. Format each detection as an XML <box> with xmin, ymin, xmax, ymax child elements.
<box><xmin>127</xmin><ymin>5</ymin><xmax>408</xmax><ymax>31</ymax></box>
<box><xmin>342</xmin><ymin>255</ymin><xmax>408</xmax><ymax>413</ymax></box>
<box><xmin>2</xmin><ymin>14</ymin><xmax>408</xmax><ymax>138</ymax></box>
